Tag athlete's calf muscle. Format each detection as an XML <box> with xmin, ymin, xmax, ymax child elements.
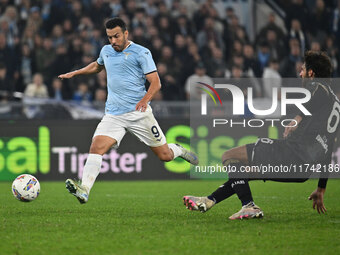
<box><xmin>150</xmin><ymin>144</ymin><xmax>173</xmax><ymax>162</ymax></box>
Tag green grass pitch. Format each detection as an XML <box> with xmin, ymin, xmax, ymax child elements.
<box><xmin>1</xmin><ymin>179</ymin><xmax>340</xmax><ymax>255</ymax></box>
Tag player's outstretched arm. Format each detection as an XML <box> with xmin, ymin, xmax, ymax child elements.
<box><xmin>136</xmin><ymin>71</ymin><xmax>161</xmax><ymax>112</ymax></box>
<box><xmin>308</xmin><ymin>187</ymin><xmax>327</xmax><ymax>214</ymax></box>
<box><xmin>58</xmin><ymin>61</ymin><xmax>104</xmax><ymax>79</ymax></box>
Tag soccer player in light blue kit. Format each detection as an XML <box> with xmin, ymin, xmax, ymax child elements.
<box><xmin>58</xmin><ymin>18</ymin><xmax>198</xmax><ymax>204</ymax></box>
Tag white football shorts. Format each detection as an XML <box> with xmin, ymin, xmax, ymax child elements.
<box><xmin>93</xmin><ymin>105</ymin><xmax>166</xmax><ymax>148</ymax></box>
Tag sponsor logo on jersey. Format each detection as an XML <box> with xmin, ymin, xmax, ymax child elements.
<box><xmin>316</xmin><ymin>134</ymin><xmax>329</xmax><ymax>153</ymax></box>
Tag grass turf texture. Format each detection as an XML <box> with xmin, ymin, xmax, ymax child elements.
<box><xmin>1</xmin><ymin>180</ymin><xmax>340</xmax><ymax>255</ymax></box>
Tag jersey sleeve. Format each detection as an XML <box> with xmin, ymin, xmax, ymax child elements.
<box><xmin>97</xmin><ymin>48</ymin><xmax>104</xmax><ymax>66</ymax></box>
<box><xmin>303</xmin><ymin>83</ymin><xmax>329</xmax><ymax>115</ymax></box>
<box><xmin>138</xmin><ymin>49</ymin><xmax>157</xmax><ymax>74</ymax></box>
<box><xmin>318</xmin><ymin>178</ymin><xmax>328</xmax><ymax>188</ymax></box>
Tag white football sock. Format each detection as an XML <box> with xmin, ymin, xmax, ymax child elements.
<box><xmin>168</xmin><ymin>143</ymin><xmax>183</xmax><ymax>159</ymax></box>
<box><xmin>81</xmin><ymin>153</ymin><xmax>102</xmax><ymax>193</ymax></box>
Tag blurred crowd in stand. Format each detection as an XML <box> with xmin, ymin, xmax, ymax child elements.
<box><xmin>0</xmin><ymin>0</ymin><xmax>339</xmax><ymax>106</ymax></box>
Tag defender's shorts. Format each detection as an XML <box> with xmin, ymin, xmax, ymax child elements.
<box><xmin>246</xmin><ymin>138</ymin><xmax>303</xmax><ymax>166</ymax></box>
<box><xmin>245</xmin><ymin>138</ymin><xmax>308</xmax><ymax>182</ymax></box>
<box><xmin>93</xmin><ymin>105</ymin><xmax>166</xmax><ymax>149</ymax></box>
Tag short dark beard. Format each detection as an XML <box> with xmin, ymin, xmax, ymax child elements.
<box><xmin>302</xmin><ymin>73</ymin><xmax>313</xmax><ymax>88</ymax></box>
<box><xmin>113</xmin><ymin>37</ymin><xmax>127</xmax><ymax>52</ymax></box>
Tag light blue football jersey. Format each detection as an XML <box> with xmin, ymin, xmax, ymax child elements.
<box><xmin>97</xmin><ymin>42</ymin><xmax>157</xmax><ymax>115</ymax></box>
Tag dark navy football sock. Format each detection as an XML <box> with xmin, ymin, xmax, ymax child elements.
<box><xmin>209</xmin><ymin>163</ymin><xmax>254</xmax><ymax>205</ymax></box>
<box><xmin>230</xmin><ymin>178</ymin><xmax>254</xmax><ymax>206</ymax></box>
<box><xmin>209</xmin><ymin>179</ymin><xmax>235</xmax><ymax>203</ymax></box>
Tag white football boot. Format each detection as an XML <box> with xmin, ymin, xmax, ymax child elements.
<box><xmin>176</xmin><ymin>144</ymin><xmax>199</xmax><ymax>165</ymax></box>
<box><xmin>65</xmin><ymin>179</ymin><xmax>89</xmax><ymax>204</ymax></box>
<box><xmin>229</xmin><ymin>202</ymin><xmax>264</xmax><ymax>220</ymax></box>
<box><xmin>183</xmin><ymin>196</ymin><xmax>215</xmax><ymax>212</ymax></box>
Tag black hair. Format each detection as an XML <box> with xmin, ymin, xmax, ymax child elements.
<box><xmin>304</xmin><ymin>50</ymin><xmax>332</xmax><ymax>78</ymax></box>
<box><xmin>105</xmin><ymin>18</ymin><xmax>127</xmax><ymax>32</ymax></box>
